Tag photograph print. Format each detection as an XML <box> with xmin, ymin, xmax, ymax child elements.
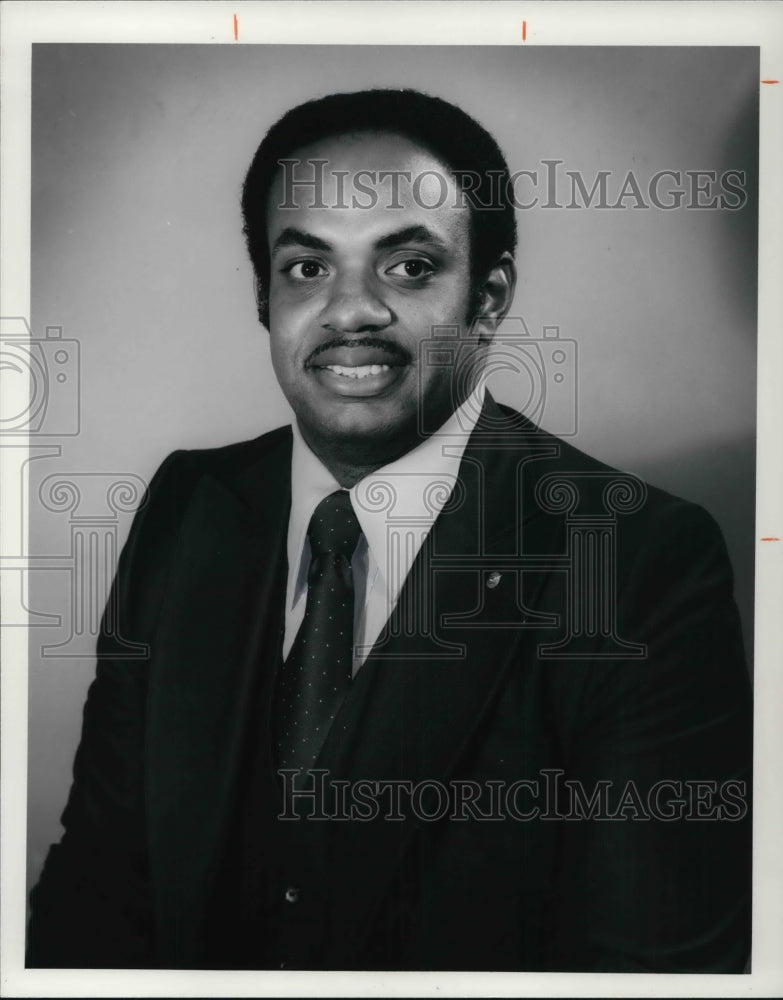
<box><xmin>17</xmin><ymin>41</ymin><xmax>757</xmax><ymax>973</ymax></box>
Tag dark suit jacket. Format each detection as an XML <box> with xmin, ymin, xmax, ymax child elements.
<box><xmin>27</xmin><ymin>397</ymin><xmax>752</xmax><ymax>971</ymax></box>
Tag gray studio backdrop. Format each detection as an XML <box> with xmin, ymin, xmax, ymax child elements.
<box><xmin>25</xmin><ymin>45</ymin><xmax>758</xmax><ymax>901</ymax></box>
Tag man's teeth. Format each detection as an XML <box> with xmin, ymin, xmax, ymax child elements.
<box><xmin>324</xmin><ymin>364</ymin><xmax>390</xmax><ymax>379</ymax></box>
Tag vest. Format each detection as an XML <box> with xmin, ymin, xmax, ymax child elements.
<box><xmin>199</xmin><ymin>624</ymin><xmax>407</xmax><ymax>969</ymax></box>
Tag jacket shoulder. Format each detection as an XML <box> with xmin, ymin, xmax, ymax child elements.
<box><xmin>494</xmin><ymin>402</ymin><xmax>718</xmax><ymax>533</ymax></box>
<box><xmin>136</xmin><ymin>424</ymin><xmax>291</xmax><ymax>511</ymax></box>
<box><xmin>155</xmin><ymin>423</ymin><xmax>292</xmax><ymax>485</ymax></box>
<box><xmin>107</xmin><ymin>425</ymin><xmax>293</xmax><ymax>645</ymax></box>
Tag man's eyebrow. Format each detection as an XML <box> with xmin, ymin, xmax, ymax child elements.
<box><xmin>374</xmin><ymin>225</ymin><xmax>449</xmax><ymax>253</ymax></box>
<box><xmin>270</xmin><ymin>224</ymin><xmax>450</xmax><ymax>256</ymax></box>
<box><xmin>271</xmin><ymin>228</ymin><xmax>333</xmax><ymax>255</ymax></box>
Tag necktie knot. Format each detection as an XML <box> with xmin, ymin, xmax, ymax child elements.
<box><xmin>308</xmin><ymin>489</ymin><xmax>361</xmax><ymax>559</ymax></box>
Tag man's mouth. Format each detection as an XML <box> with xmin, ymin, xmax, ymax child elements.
<box><xmin>306</xmin><ymin>338</ymin><xmax>410</xmax><ymax>397</ymax></box>
<box><xmin>322</xmin><ymin>363</ymin><xmax>391</xmax><ymax>380</ymax></box>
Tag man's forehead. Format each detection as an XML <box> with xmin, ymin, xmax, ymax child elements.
<box><xmin>265</xmin><ymin>129</ymin><xmax>470</xmax><ymax>240</ymax></box>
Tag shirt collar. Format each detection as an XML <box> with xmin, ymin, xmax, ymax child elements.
<box><xmin>352</xmin><ymin>384</ymin><xmax>485</xmax><ymax>602</ymax></box>
<box><xmin>287</xmin><ymin>384</ymin><xmax>486</xmax><ymax>611</ymax></box>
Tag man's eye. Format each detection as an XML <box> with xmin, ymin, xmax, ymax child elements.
<box><xmin>285</xmin><ymin>260</ymin><xmax>328</xmax><ymax>280</ymax></box>
<box><xmin>386</xmin><ymin>259</ymin><xmax>435</xmax><ymax>279</ymax></box>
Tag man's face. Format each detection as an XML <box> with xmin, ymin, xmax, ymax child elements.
<box><xmin>265</xmin><ymin>131</ymin><xmax>477</xmax><ymax>465</ymax></box>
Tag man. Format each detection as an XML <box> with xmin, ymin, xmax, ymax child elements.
<box><xmin>27</xmin><ymin>89</ymin><xmax>751</xmax><ymax>972</ymax></box>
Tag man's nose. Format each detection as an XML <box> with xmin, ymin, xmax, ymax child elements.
<box><xmin>320</xmin><ymin>270</ymin><xmax>393</xmax><ymax>333</ymax></box>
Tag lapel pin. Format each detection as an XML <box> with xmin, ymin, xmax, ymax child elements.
<box><xmin>486</xmin><ymin>571</ymin><xmax>502</xmax><ymax>589</ymax></box>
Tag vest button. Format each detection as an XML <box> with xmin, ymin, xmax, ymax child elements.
<box><xmin>284</xmin><ymin>886</ymin><xmax>301</xmax><ymax>904</ymax></box>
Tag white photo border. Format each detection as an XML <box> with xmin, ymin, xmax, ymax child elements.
<box><xmin>2</xmin><ymin>2</ymin><xmax>782</xmax><ymax>996</ymax></box>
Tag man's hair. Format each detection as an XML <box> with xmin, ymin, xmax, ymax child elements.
<box><xmin>241</xmin><ymin>88</ymin><xmax>517</xmax><ymax>327</ymax></box>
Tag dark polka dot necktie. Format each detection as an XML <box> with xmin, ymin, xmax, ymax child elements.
<box><xmin>275</xmin><ymin>489</ymin><xmax>362</xmax><ymax>771</ymax></box>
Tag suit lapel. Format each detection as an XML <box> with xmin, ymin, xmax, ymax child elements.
<box><xmin>145</xmin><ymin>438</ymin><xmax>291</xmax><ymax>960</ymax></box>
<box><xmin>319</xmin><ymin>393</ymin><xmax>565</xmax><ymax>780</ymax></box>
<box><xmin>311</xmin><ymin>397</ymin><xmax>567</xmax><ymax>960</ymax></box>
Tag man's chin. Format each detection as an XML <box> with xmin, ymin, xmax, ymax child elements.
<box><xmin>297</xmin><ymin>406</ymin><xmax>425</xmax><ymax>465</ymax></box>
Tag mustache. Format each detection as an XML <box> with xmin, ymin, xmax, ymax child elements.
<box><xmin>306</xmin><ymin>336</ymin><xmax>413</xmax><ymax>365</ymax></box>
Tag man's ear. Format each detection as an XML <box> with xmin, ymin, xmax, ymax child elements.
<box><xmin>472</xmin><ymin>252</ymin><xmax>517</xmax><ymax>344</ymax></box>
<box><xmin>254</xmin><ymin>276</ymin><xmax>270</xmax><ymax>329</ymax></box>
